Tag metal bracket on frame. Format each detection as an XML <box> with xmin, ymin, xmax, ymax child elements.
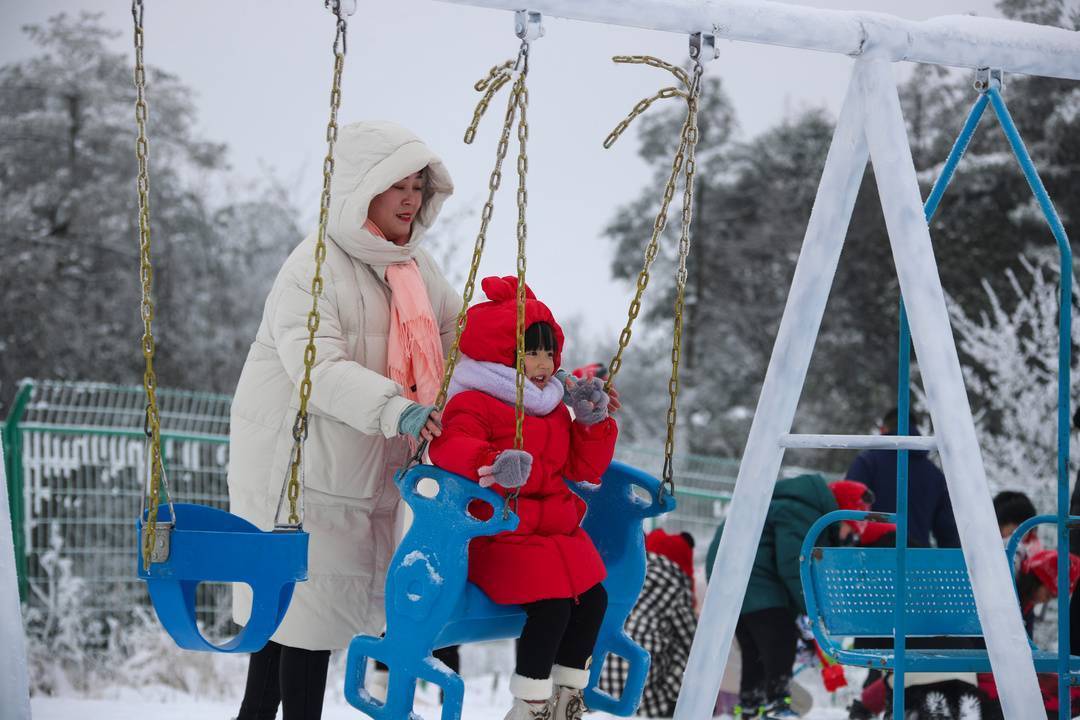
<box><xmin>690</xmin><ymin>32</ymin><xmax>719</xmax><ymax>62</ymax></box>
<box><xmin>974</xmin><ymin>67</ymin><xmax>1005</xmax><ymax>94</ymax></box>
<box><xmin>515</xmin><ymin>10</ymin><xmax>544</xmax><ymax>42</ymax></box>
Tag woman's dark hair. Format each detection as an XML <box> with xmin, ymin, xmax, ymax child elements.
<box><xmin>993</xmin><ymin>490</ymin><xmax>1037</xmax><ymax>528</ymax></box>
<box><xmin>524</xmin><ymin>322</ymin><xmax>558</xmax><ymax>354</ymax></box>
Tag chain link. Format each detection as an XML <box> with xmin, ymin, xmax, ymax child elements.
<box><xmin>660</xmin><ymin>62</ymin><xmax>704</xmax><ymax>500</ymax></box>
<box><xmin>408</xmin><ymin>43</ymin><xmax>531</xmax><ymax>471</ymax></box>
<box><xmin>512</xmin><ymin>55</ymin><xmax>529</xmax><ymax>454</ymax></box>
<box><xmin>604</xmin><ymin>56</ymin><xmax>696</xmax><ymax>390</ymax></box>
<box><xmin>282</xmin><ymin>5</ymin><xmax>348</xmax><ymax>527</ymax></box>
<box><xmin>603</xmin><ymin>54</ymin><xmax>706</xmax><ymax>500</ymax></box>
<box><xmin>132</xmin><ymin>0</ymin><xmax>171</xmax><ymax>569</ymax></box>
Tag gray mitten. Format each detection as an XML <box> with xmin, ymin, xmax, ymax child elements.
<box><xmin>478</xmin><ymin>449</ymin><xmax>533</xmax><ymax>489</ymax></box>
<box><xmin>568</xmin><ymin>376</ymin><xmax>610</xmax><ymax>426</ymax></box>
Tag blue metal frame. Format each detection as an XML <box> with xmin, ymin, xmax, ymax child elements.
<box><xmin>860</xmin><ymin>74</ymin><xmax>1073</xmax><ymax>717</ymax></box>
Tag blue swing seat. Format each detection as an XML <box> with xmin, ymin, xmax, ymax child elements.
<box><xmin>800</xmin><ymin>510</ymin><xmax>1080</xmax><ymax>674</ymax></box>
<box><xmin>344</xmin><ymin>461</ymin><xmax>675</xmax><ymax>719</ymax></box>
<box><xmin>137</xmin><ymin>503</ymin><xmax>308</xmax><ymax>653</ymax></box>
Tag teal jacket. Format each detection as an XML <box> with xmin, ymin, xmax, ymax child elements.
<box><xmin>706</xmin><ymin>474</ymin><xmax>838</xmax><ymax>616</ymax></box>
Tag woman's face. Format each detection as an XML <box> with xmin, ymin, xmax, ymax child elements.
<box><xmin>368</xmin><ymin>171</ymin><xmax>425</xmax><ymax>245</ymax></box>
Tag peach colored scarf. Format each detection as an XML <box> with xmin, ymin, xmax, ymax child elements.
<box><xmin>365</xmin><ymin>220</ymin><xmax>444</xmax><ymax>404</ymax></box>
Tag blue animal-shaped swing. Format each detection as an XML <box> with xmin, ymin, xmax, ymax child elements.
<box><xmin>130</xmin><ymin>0</ymin><xmax>353</xmax><ymax>653</ymax></box>
<box><xmin>344</xmin><ymin>462</ymin><xmax>674</xmax><ymax>719</ymax></box>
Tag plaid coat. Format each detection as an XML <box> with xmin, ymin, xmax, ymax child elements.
<box><xmin>599</xmin><ymin>552</ymin><xmax>697</xmax><ymax>718</ymax></box>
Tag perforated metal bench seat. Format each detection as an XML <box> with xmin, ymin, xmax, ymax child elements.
<box><xmin>801</xmin><ymin>543</ymin><xmax>1080</xmax><ymax>674</ymax></box>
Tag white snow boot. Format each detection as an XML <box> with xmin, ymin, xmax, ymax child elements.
<box><xmin>551</xmin><ymin>665</ymin><xmax>590</xmax><ymax>720</ymax></box>
<box><xmin>504</xmin><ymin>698</ymin><xmax>554</xmax><ymax>720</ymax></box>
<box><xmin>507</xmin><ymin>674</ymin><xmax>555</xmax><ymax>720</ymax></box>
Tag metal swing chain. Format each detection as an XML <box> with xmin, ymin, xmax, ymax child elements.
<box><xmin>407</xmin><ymin>40</ymin><xmax>531</xmax><ymax>471</ymax></box>
<box><xmin>511</xmin><ymin>49</ymin><xmax>530</xmax><ymax>454</ymax></box>
<box><xmin>508</xmin><ymin>47</ymin><xmax>531</xmax><ymax>516</ymax></box>
<box><xmin>601</xmin><ymin>52</ymin><xmax>706</xmax><ymax>501</ymax></box>
<box><xmin>602</xmin><ymin>55</ymin><xmax>697</xmax><ymax>392</ymax></box>
<box><xmin>279</xmin><ymin>2</ymin><xmax>348</xmax><ymax>529</ymax></box>
<box><xmin>661</xmin><ymin>60</ymin><xmax>704</xmax><ymax>501</ymax></box>
<box><xmin>132</xmin><ymin>0</ymin><xmax>171</xmax><ymax>569</ymax></box>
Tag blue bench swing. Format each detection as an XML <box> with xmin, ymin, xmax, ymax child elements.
<box><xmin>130</xmin><ymin>0</ymin><xmax>353</xmax><ymax>653</ymax></box>
<box><xmin>799</xmin><ymin>68</ymin><xmax>1077</xmax><ymax>718</ymax></box>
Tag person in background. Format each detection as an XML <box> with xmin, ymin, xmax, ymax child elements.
<box><xmin>599</xmin><ymin>529</ymin><xmax>697</xmax><ymax>718</ymax></box>
<box><xmin>229</xmin><ymin>122</ymin><xmax>457</xmax><ymax>720</ymax></box>
<box><xmin>707</xmin><ymin>475</ymin><xmax>873</xmax><ymax>719</ymax></box>
<box><xmin>978</xmin><ymin>549</ymin><xmax>1080</xmax><ymax>719</ymax></box>
<box><xmin>995</xmin><ymin>490</ymin><xmax>1038</xmax><ymax>541</ymax></box>
<box><xmin>429</xmin><ymin>277</ymin><xmax>619</xmax><ymax>720</ymax></box>
<box><xmin>846</xmin><ymin>408</ymin><xmax>960</xmax><ymax>549</ymax></box>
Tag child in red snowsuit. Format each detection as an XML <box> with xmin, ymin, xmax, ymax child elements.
<box><xmin>429</xmin><ymin>276</ymin><xmax>618</xmax><ymax>720</ymax></box>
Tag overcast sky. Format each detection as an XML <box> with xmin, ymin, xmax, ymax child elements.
<box><xmin>1</xmin><ymin>0</ymin><xmax>1001</xmax><ymax>346</ymax></box>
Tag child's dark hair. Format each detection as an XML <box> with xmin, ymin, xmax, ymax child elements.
<box><xmin>993</xmin><ymin>490</ymin><xmax>1037</xmax><ymax>529</ymax></box>
<box><xmin>881</xmin><ymin>407</ymin><xmax>920</xmax><ymax>434</ymax></box>
<box><xmin>524</xmin><ymin>322</ymin><xmax>559</xmax><ymax>354</ymax></box>
<box><xmin>1016</xmin><ymin>568</ymin><xmax>1044</xmax><ymax>609</ymax></box>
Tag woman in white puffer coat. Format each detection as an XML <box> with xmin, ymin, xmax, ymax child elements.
<box><xmin>229</xmin><ymin>121</ymin><xmax>459</xmax><ymax>720</ymax></box>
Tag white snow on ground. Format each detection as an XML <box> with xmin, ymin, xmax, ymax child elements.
<box><xmin>28</xmin><ymin>648</ymin><xmax>862</xmax><ymax>720</ymax></box>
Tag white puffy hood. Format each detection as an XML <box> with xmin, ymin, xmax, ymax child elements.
<box><xmin>326</xmin><ymin>121</ymin><xmax>454</xmax><ymax>266</ymax></box>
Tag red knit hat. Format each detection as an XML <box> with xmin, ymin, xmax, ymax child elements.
<box><xmin>829</xmin><ymin>480</ymin><xmax>874</xmax><ymax>512</ymax></box>
<box><xmin>645</xmin><ymin>529</ymin><xmax>695</xmax><ymax>593</ymax></box>
<box><xmin>459</xmin><ymin>276</ymin><xmax>564</xmax><ymax>369</ymax></box>
<box><xmin>1023</xmin><ymin>549</ymin><xmax>1080</xmax><ymax>598</ymax></box>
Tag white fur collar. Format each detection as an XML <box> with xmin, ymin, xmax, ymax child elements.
<box><xmin>447</xmin><ymin>355</ymin><xmax>563</xmax><ymax>416</ymax></box>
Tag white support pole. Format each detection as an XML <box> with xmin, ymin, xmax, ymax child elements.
<box><xmin>433</xmin><ymin>0</ymin><xmax>1080</xmax><ymax>82</ymax></box>
<box><xmin>674</xmin><ymin>62</ymin><xmax>870</xmax><ymax>720</ymax></box>
<box><xmin>779</xmin><ymin>433</ymin><xmax>938</xmax><ymax>451</ymax></box>
<box><xmin>0</xmin><ymin>441</ymin><xmax>31</xmax><ymax>718</ymax></box>
<box><xmin>858</xmin><ymin>57</ymin><xmax>1042</xmax><ymax>717</ymax></box>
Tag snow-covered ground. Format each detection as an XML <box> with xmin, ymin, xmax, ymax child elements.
<box><xmin>28</xmin><ymin>641</ymin><xmax>861</xmax><ymax>719</ymax></box>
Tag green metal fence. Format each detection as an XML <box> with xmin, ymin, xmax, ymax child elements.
<box><xmin>2</xmin><ymin>378</ymin><xmax>811</xmax><ymax>626</ymax></box>
<box><xmin>3</xmin><ymin>379</ymin><xmax>232</xmax><ymax>626</ymax></box>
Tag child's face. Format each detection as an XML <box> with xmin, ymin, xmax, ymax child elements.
<box><xmin>523</xmin><ymin>348</ymin><xmax>555</xmax><ymax>389</ymax></box>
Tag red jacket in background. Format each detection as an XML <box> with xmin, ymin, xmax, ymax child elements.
<box><xmin>429</xmin><ymin>388</ymin><xmax>618</xmax><ymax>605</ymax></box>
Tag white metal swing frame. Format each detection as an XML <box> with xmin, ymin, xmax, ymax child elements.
<box><xmin>422</xmin><ymin>1</ymin><xmax>1078</xmax><ymax>717</ymax></box>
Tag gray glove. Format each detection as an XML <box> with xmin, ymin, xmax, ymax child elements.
<box><xmin>478</xmin><ymin>449</ymin><xmax>533</xmax><ymax>489</ymax></box>
<box><xmin>567</xmin><ymin>376</ymin><xmax>610</xmax><ymax>426</ymax></box>
<box><xmin>398</xmin><ymin>402</ymin><xmax>437</xmax><ymax>440</ymax></box>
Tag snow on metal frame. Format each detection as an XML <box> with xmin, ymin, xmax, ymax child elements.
<box><xmin>434</xmin><ymin>0</ymin><xmax>1080</xmax><ymax>80</ymax></box>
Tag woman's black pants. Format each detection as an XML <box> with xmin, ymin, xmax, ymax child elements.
<box><xmin>237</xmin><ymin>640</ymin><xmax>331</xmax><ymax>720</ymax></box>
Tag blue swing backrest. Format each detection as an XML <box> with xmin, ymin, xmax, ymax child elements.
<box><xmin>343</xmin><ymin>461</ymin><xmax>674</xmax><ymax>719</ymax></box>
<box><xmin>137</xmin><ymin>503</ymin><xmax>307</xmax><ymax>653</ymax></box>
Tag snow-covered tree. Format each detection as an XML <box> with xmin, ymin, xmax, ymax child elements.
<box><xmin>0</xmin><ymin>13</ymin><xmax>301</xmax><ymax>410</ymax></box>
<box><xmin>948</xmin><ymin>252</ymin><xmax>1080</xmax><ymax>508</ymax></box>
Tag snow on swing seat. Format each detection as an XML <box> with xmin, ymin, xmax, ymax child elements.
<box><xmin>137</xmin><ymin>503</ymin><xmax>308</xmax><ymax>653</ymax></box>
<box><xmin>344</xmin><ymin>461</ymin><xmax>674</xmax><ymax>719</ymax></box>
<box><xmin>800</xmin><ymin>510</ymin><xmax>1080</xmax><ymax>674</ymax></box>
